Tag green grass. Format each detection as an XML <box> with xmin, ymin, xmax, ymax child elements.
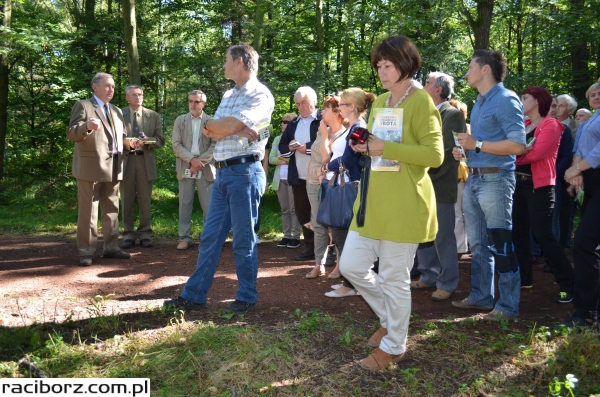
<box><xmin>2</xmin><ymin>309</ymin><xmax>599</xmax><ymax>396</ymax></box>
<box><xmin>0</xmin><ymin>166</ymin><xmax>284</xmax><ymax>240</ymax></box>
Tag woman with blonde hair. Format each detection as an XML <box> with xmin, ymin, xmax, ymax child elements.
<box><xmin>340</xmin><ymin>35</ymin><xmax>443</xmax><ymax>369</ymax></box>
<box><xmin>269</xmin><ymin>113</ymin><xmax>301</xmax><ymax>248</ymax></box>
<box><xmin>322</xmin><ymin>87</ymin><xmax>376</xmax><ymax>297</ymax></box>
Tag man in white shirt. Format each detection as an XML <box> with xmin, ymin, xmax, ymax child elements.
<box><xmin>278</xmin><ymin>87</ymin><xmax>322</xmax><ymax>261</ymax></box>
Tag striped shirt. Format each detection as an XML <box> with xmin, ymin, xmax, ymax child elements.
<box><xmin>212</xmin><ymin>77</ymin><xmax>274</xmax><ymax>161</ymax></box>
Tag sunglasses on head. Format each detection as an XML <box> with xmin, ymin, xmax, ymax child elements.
<box><xmin>325</xmin><ymin>95</ymin><xmax>339</xmax><ymax>104</ymax></box>
<box><xmin>282</xmin><ymin>120</ymin><xmax>290</xmax><ymax>124</ymax></box>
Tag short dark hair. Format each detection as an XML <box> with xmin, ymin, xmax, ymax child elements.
<box><xmin>371</xmin><ymin>35</ymin><xmax>421</xmax><ymax>83</ymax></box>
<box><xmin>522</xmin><ymin>86</ymin><xmax>553</xmax><ymax>117</ymax></box>
<box><xmin>125</xmin><ymin>85</ymin><xmax>143</xmax><ymax>95</ymax></box>
<box><xmin>472</xmin><ymin>49</ymin><xmax>507</xmax><ymax>83</ymax></box>
<box><xmin>227</xmin><ymin>43</ymin><xmax>258</xmax><ymax>73</ymax></box>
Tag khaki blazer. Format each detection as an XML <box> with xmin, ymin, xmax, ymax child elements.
<box><xmin>121</xmin><ymin>106</ymin><xmax>166</xmax><ymax>181</ymax></box>
<box><xmin>67</xmin><ymin>98</ymin><xmax>125</xmax><ymax>182</ymax></box>
<box><xmin>172</xmin><ymin>112</ymin><xmax>217</xmax><ymax>181</ymax></box>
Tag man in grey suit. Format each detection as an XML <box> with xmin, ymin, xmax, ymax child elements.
<box><xmin>172</xmin><ymin>90</ymin><xmax>217</xmax><ymax>250</ymax></box>
<box><xmin>120</xmin><ymin>85</ymin><xmax>166</xmax><ymax>249</ymax></box>
<box><xmin>412</xmin><ymin>72</ymin><xmax>467</xmax><ymax>301</ymax></box>
<box><xmin>67</xmin><ymin>72</ymin><xmax>137</xmax><ymax>266</ymax></box>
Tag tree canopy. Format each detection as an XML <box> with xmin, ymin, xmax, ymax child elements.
<box><xmin>1</xmin><ymin>0</ymin><xmax>599</xmax><ymax>187</ymax></box>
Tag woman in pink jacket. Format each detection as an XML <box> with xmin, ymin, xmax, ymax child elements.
<box><xmin>512</xmin><ymin>86</ymin><xmax>574</xmax><ymax>303</ymax></box>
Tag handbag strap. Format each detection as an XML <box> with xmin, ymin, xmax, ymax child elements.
<box><xmin>356</xmin><ymin>155</ymin><xmax>371</xmax><ymax>227</ymax></box>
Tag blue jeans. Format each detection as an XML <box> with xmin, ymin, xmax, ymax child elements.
<box><xmin>180</xmin><ymin>161</ymin><xmax>266</xmax><ymax>304</ymax></box>
<box><xmin>463</xmin><ymin>170</ymin><xmax>520</xmax><ymax>317</ymax></box>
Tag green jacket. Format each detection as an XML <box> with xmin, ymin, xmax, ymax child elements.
<box><xmin>349</xmin><ymin>89</ymin><xmax>443</xmax><ymax>243</ymax></box>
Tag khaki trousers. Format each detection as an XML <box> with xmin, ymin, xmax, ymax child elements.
<box><xmin>120</xmin><ymin>154</ymin><xmax>153</xmax><ymax>241</ymax></box>
<box><xmin>178</xmin><ymin>177</ymin><xmax>213</xmax><ymax>242</ymax></box>
<box><xmin>77</xmin><ymin>176</ymin><xmax>120</xmax><ymax>256</ymax></box>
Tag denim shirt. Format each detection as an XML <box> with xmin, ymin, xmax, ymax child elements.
<box><xmin>573</xmin><ymin>111</ymin><xmax>600</xmax><ymax>169</ymax></box>
<box><xmin>467</xmin><ymin>82</ymin><xmax>526</xmax><ymax>170</ymax></box>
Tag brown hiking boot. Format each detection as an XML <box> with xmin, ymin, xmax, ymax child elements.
<box><xmin>360</xmin><ymin>348</ymin><xmax>405</xmax><ymax>370</ymax></box>
<box><xmin>367</xmin><ymin>327</ymin><xmax>388</xmax><ymax>348</ymax></box>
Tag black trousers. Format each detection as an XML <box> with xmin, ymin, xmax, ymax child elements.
<box><xmin>573</xmin><ymin>168</ymin><xmax>600</xmax><ymax>318</ymax></box>
<box><xmin>291</xmin><ymin>179</ymin><xmax>314</xmax><ymax>247</ymax></box>
<box><xmin>512</xmin><ymin>177</ymin><xmax>574</xmax><ymax>293</ymax></box>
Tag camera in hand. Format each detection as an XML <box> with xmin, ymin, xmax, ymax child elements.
<box><xmin>349</xmin><ymin>127</ymin><xmax>370</xmax><ymax>145</ymax></box>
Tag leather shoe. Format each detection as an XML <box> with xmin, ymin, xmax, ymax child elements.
<box><xmin>360</xmin><ymin>348</ymin><xmax>405</xmax><ymax>370</ymax></box>
<box><xmin>177</xmin><ymin>241</ymin><xmax>190</xmax><ymax>250</ymax></box>
<box><xmin>140</xmin><ymin>239</ymin><xmax>153</xmax><ymax>248</ymax></box>
<box><xmin>368</xmin><ymin>327</ymin><xmax>388</xmax><ymax>347</ymax></box>
<box><xmin>306</xmin><ymin>265</ymin><xmax>325</xmax><ymax>279</ymax></box>
<box><xmin>79</xmin><ymin>255</ymin><xmax>92</xmax><ymax>266</ymax></box>
<box><xmin>452</xmin><ymin>297</ymin><xmax>493</xmax><ymax>311</ymax></box>
<box><xmin>410</xmin><ymin>280</ymin><xmax>434</xmax><ymax>289</ymax></box>
<box><xmin>431</xmin><ymin>289</ymin><xmax>454</xmax><ymax>301</ymax></box>
<box><xmin>294</xmin><ymin>249</ymin><xmax>315</xmax><ymax>261</ymax></box>
<box><xmin>103</xmin><ymin>250</ymin><xmax>130</xmax><ymax>259</ymax></box>
<box><xmin>121</xmin><ymin>239</ymin><xmax>135</xmax><ymax>249</ymax></box>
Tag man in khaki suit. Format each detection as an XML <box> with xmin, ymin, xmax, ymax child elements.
<box><xmin>120</xmin><ymin>85</ymin><xmax>166</xmax><ymax>249</ymax></box>
<box><xmin>172</xmin><ymin>90</ymin><xmax>216</xmax><ymax>250</ymax></box>
<box><xmin>67</xmin><ymin>72</ymin><xmax>137</xmax><ymax>266</ymax></box>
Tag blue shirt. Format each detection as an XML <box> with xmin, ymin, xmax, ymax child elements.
<box><xmin>574</xmin><ymin>111</ymin><xmax>600</xmax><ymax>168</ymax></box>
<box><xmin>467</xmin><ymin>82</ymin><xmax>526</xmax><ymax>170</ymax></box>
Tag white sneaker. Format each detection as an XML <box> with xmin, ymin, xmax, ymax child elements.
<box><xmin>325</xmin><ymin>289</ymin><xmax>357</xmax><ymax>298</ymax></box>
<box><xmin>331</xmin><ymin>284</ymin><xmax>343</xmax><ymax>290</ymax></box>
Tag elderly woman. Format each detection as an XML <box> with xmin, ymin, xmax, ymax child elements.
<box><xmin>322</xmin><ymin>88</ymin><xmax>375</xmax><ymax>297</ymax></box>
<box><xmin>512</xmin><ymin>87</ymin><xmax>574</xmax><ymax>303</ymax></box>
<box><xmin>562</xmin><ymin>82</ymin><xmax>600</xmax><ymax>329</ymax></box>
<box><xmin>340</xmin><ymin>35</ymin><xmax>443</xmax><ymax>369</ymax></box>
<box><xmin>269</xmin><ymin>113</ymin><xmax>301</xmax><ymax>249</ymax></box>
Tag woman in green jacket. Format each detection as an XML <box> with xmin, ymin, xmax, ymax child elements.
<box><xmin>339</xmin><ymin>35</ymin><xmax>443</xmax><ymax>370</ymax></box>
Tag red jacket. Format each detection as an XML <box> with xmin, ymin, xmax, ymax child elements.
<box><xmin>515</xmin><ymin>117</ymin><xmax>565</xmax><ymax>189</ymax></box>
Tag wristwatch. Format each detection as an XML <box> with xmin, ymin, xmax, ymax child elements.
<box><xmin>475</xmin><ymin>140</ymin><xmax>483</xmax><ymax>153</ymax></box>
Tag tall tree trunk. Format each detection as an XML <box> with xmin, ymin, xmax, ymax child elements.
<box><xmin>570</xmin><ymin>0</ymin><xmax>589</xmax><ymax>101</ymax></box>
<box><xmin>252</xmin><ymin>0</ymin><xmax>265</xmax><ymax>54</ymax></box>
<box><xmin>341</xmin><ymin>0</ymin><xmax>354</xmax><ymax>88</ymax></box>
<box><xmin>461</xmin><ymin>0</ymin><xmax>494</xmax><ymax>50</ymax></box>
<box><xmin>123</xmin><ymin>0</ymin><xmax>141</xmax><ymax>85</ymax></box>
<box><xmin>531</xmin><ymin>14</ymin><xmax>537</xmax><ymax>76</ymax></box>
<box><xmin>516</xmin><ymin>12</ymin><xmax>523</xmax><ymax>78</ymax></box>
<box><xmin>313</xmin><ymin>0</ymin><xmax>324</xmax><ymax>86</ymax></box>
<box><xmin>0</xmin><ymin>0</ymin><xmax>12</xmax><ymax>184</ymax></box>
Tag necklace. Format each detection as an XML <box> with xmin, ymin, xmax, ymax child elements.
<box><xmin>386</xmin><ymin>80</ymin><xmax>415</xmax><ymax>108</ymax></box>
<box><xmin>526</xmin><ymin>119</ymin><xmax>541</xmax><ymax>134</ymax></box>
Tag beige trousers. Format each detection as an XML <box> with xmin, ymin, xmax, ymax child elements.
<box><xmin>340</xmin><ymin>230</ymin><xmax>417</xmax><ymax>355</ymax></box>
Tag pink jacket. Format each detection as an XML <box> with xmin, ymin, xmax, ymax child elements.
<box><xmin>515</xmin><ymin>117</ymin><xmax>565</xmax><ymax>189</ymax></box>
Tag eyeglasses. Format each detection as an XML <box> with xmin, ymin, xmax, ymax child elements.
<box><xmin>282</xmin><ymin>120</ymin><xmax>290</xmax><ymax>124</ymax></box>
<box><xmin>188</xmin><ymin>100</ymin><xmax>203</xmax><ymax>104</ymax></box>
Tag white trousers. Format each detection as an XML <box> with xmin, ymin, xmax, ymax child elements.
<box><xmin>455</xmin><ymin>181</ymin><xmax>469</xmax><ymax>253</ymax></box>
<box><xmin>340</xmin><ymin>230</ymin><xmax>417</xmax><ymax>355</ymax></box>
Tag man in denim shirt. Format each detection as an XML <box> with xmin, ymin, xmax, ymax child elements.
<box><xmin>454</xmin><ymin>50</ymin><xmax>526</xmax><ymax>321</ymax></box>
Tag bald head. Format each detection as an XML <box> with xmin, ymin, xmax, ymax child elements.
<box><xmin>575</xmin><ymin>108</ymin><xmax>592</xmax><ymax>123</ymax></box>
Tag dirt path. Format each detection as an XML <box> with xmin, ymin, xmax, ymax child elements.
<box><xmin>0</xmin><ymin>235</ymin><xmax>573</xmax><ymax>327</ymax></box>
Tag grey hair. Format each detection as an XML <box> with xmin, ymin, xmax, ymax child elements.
<box><xmin>227</xmin><ymin>44</ymin><xmax>259</xmax><ymax>73</ymax></box>
<box><xmin>428</xmin><ymin>71</ymin><xmax>455</xmax><ymax>101</ymax></box>
<box><xmin>125</xmin><ymin>85</ymin><xmax>143</xmax><ymax>95</ymax></box>
<box><xmin>91</xmin><ymin>72</ymin><xmax>113</xmax><ymax>87</ymax></box>
<box><xmin>294</xmin><ymin>86</ymin><xmax>318</xmax><ymax>106</ymax></box>
<box><xmin>188</xmin><ymin>90</ymin><xmax>207</xmax><ymax>103</ymax></box>
<box><xmin>557</xmin><ymin>94</ymin><xmax>578</xmax><ymax>113</ymax></box>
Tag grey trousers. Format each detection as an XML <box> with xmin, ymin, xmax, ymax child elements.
<box><xmin>178</xmin><ymin>176</ymin><xmax>213</xmax><ymax>242</ymax></box>
<box><xmin>276</xmin><ymin>180</ymin><xmax>301</xmax><ymax>239</ymax></box>
<box><xmin>306</xmin><ymin>182</ymin><xmax>329</xmax><ymax>265</ymax></box>
<box><xmin>120</xmin><ymin>154</ymin><xmax>153</xmax><ymax>241</ymax></box>
<box><xmin>416</xmin><ymin>202</ymin><xmax>459</xmax><ymax>292</ymax></box>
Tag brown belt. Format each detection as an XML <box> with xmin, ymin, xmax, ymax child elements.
<box><xmin>470</xmin><ymin>167</ymin><xmax>499</xmax><ymax>175</ymax></box>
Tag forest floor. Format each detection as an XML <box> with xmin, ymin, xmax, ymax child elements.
<box><xmin>0</xmin><ymin>234</ymin><xmax>573</xmax><ymax>328</ymax></box>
